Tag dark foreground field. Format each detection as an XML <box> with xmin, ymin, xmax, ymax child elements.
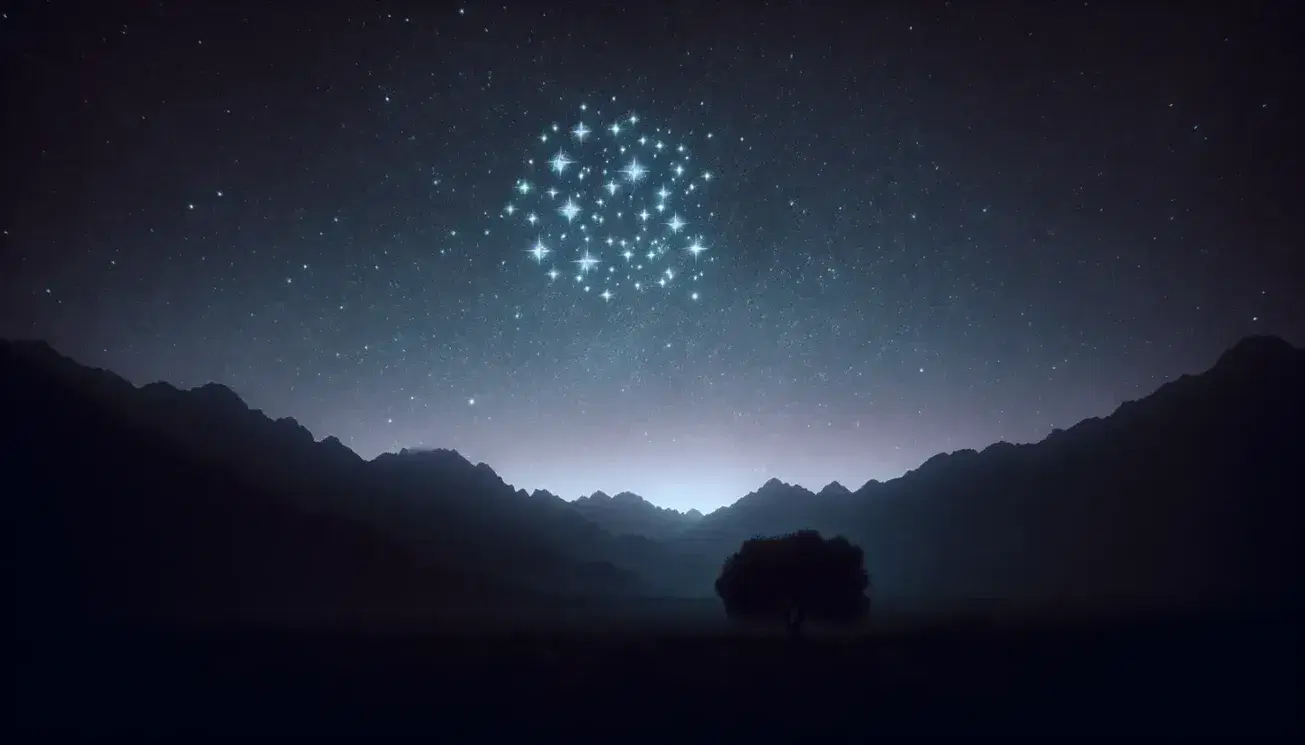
<box><xmin>15</xmin><ymin>611</ymin><xmax>1301</xmax><ymax>737</ymax></box>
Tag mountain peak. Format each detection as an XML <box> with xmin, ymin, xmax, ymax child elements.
<box><xmin>818</xmin><ymin>481</ymin><xmax>851</xmax><ymax>497</ymax></box>
<box><xmin>191</xmin><ymin>382</ymin><xmax>247</xmax><ymax>410</ymax></box>
<box><xmin>612</xmin><ymin>491</ymin><xmax>645</xmax><ymax>504</ymax></box>
<box><xmin>1214</xmin><ymin>335</ymin><xmax>1298</xmax><ymax>374</ymax></box>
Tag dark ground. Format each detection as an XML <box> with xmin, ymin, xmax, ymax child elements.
<box><xmin>14</xmin><ymin>611</ymin><xmax>1301</xmax><ymax>737</ymax></box>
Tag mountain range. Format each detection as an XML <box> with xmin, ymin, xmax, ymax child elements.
<box><xmin>6</xmin><ymin>336</ymin><xmax>1302</xmax><ymax>629</ymax></box>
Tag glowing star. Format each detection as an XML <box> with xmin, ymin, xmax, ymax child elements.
<box><xmin>528</xmin><ymin>239</ymin><xmax>550</xmax><ymax>262</ymax></box>
<box><xmin>575</xmin><ymin>251</ymin><xmax>599</xmax><ymax>274</ymax></box>
<box><xmin>572</xmin><ymin>122</ymin><xmax>591</xmax><ymax>141</ymax></box>
<box><xmin>702</xmin><ymin>171</ymin><xmax>712</xmax><ymax>181</ymax></box>
<box><xmin>639</xmin><ymin>209</ymin><xmax>650</xmax><ymax>221</ymax></box>
<box><xmin>516</xmin><ymin>181</ymin><xmax>532</xmax><ymax>195</ymax></box>
<box><xmin>546</xmin><ymin>187</ymin><xmax>558</xmax><ymax>199</ymax></box>
<box><xmin>621</xmin><ymin>159</ymin><xmax>647</xmax><ymax>183</ymax></box>
<box><xmin>686</xmin><ymin>239</ymin><xmax>707</xmax><ymax>258</ymax></box>
<box><xmin>547</xmin><ymin>268</ymin><xmax>559</xmax><ymax>281</ymax></box>
<box><xmin>605</xmin><ymin>180</ymin><xmax>619</xmax><ymax>195</ymax></box>
<box><xmin>526</xmin><ymin>212</ymin><xmax>538</xmax><ymax>225</ymax></box>
<box><xmin>667</xmin><ymin>215</ymin><xmax>685</xmax><ymax>233</ymax></box>
<box><xmin>674</xmin><ymin>164</ymin><xmax>685</xmax><ymax>176</ymax></box>
<box><xmin>549</xmin><ymin>150</ymin><xmax>573</xmax><ymax>175</ymax></box>
<box><xmin>622</xmin><ymin>249</ymin><xmax>634</xmax><ymax>261</ymax></box>
<box><xmin>657</xmin><ymin>187</ymin><xmax>670</xmax><ymax>200</ymax></box>
<box><xmin>609</xmin><ymin>122</ymin><xmax>622</xmax><ymax>136</ymax></box>
<box><xmin>600</xmin><ymin>289</ymin><xmax>613</xmax><ymax>302</ymax></box>
<box><xmin>559</xmin><ymin>199</ymin><xmax>581</xmax><ymax>221</ymax></box>
<box><xmin>505</xmin><ymin>203</ymin><xmax>516</xmax><ymax>215</ymax></box>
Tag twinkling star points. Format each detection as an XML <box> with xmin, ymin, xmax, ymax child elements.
<box><xmin>506</xmin><ymin>104</ymin><xmax>719</xmax><ymax>306</ymax></box>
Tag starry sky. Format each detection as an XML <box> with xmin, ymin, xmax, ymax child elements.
<box><xmin>2</xmin><ymin>1</ymin><xmax>1301</xmax><ymax>511</ymax></box>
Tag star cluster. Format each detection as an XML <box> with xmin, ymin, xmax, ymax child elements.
<box><xmin>507</xmin><ymin>106</ymin><xmax>715</xmax><ymax>305</ymax></box>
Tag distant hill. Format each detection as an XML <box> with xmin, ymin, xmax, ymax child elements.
<box><xmin>570</xmin><ymin>490</ymin><xmax>703</xmax><ymax>541</ymax></box>
<box><xmin>669</xmin><ymin>336</ymin><xmax>1305</xmax><ymax>615</ymax></box>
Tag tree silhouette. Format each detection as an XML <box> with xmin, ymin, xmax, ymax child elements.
<box><xmin>715</xmin><ymin>530</ymin><xmax>870</xmax><ymax>637</ymax></box>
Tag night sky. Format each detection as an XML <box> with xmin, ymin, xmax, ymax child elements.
<box><xmin>3</xmin><ymin>1</ymin><xmax>1300</xmax><ymax>511</ymax></box>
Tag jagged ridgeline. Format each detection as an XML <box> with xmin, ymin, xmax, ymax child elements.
<box><xmin>5</xmin><ymin>336</ymin><xmax>1302</xmax><ymax>627</ymax></box>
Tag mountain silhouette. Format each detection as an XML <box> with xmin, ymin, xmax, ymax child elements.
<box><xmin>4</xmin><ymin>342</ymin><xmax>508</xmax><ymax>629</ymax></box>
<box><xmin>6</xmin><ymin>335</ymin><xmax>1303</xmax><ymax>626</ymax></box>
<box><xmin>2</xmin><ymin>340</ymin><xmax>683</xmax><ymax>629</ymax></box>
<box><xmin>571</xmin><ymin>489</ymin><xmax>704</xmax><ymax>541</ymax></box>
<box><xmin>669</xmin><ymin>335</ymin><xmax>1305</xmax><ymax>615</ymax></box>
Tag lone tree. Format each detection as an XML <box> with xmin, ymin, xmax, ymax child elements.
<box><xmin>715</xmin><ymin>530</ymin><xmax>870</xmax><ymax>637</ymax></box>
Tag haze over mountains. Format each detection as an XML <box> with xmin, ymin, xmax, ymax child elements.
<box><xmin>6</xmin><ymin>336</ymin><xmax>1302</xmax><ymax>629</ymax></box>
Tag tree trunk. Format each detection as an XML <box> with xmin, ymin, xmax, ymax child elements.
<box><xmin>786</xmin><ymin>604</ymin><xmax>804</xmax><ymax>639</ymax></box>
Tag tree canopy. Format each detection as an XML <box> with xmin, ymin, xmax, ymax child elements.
<box><xmin>715</xmin><ymin>530</ymin><xmax>870</xmax><ymax>636</ymax></box>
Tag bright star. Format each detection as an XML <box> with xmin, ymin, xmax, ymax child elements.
<box><xmin>505</xmin><ymin>203</ymin><xmax>516</xmax><ymax>215</ymax></box>
<box><xmin>686</xmin><ymin>239</ymin><xmax>707</xmax><ymax>258</ymax></box>
<box><xmin>516</xmin><ymin>181</ymin><xmax>532</xmax><ymax>195</ymax></box>
<box><xmin>547</xmin><ymin>268</ymin><xmax>559</xmax><ymax>281</ymax></box>
<box><xmin>560</xmin><ymin>199</ymin><xmax>581</xmax><ymax>221</ymax></box>
<box><xmin>572</xmin><ymin>122</ymin><xmax>591</xmax><ymax>141</ymax></box>
<box><xmin>609</xmin><ymin>122</ymin><xmax>622</xmax><ymax>136</ymax></box>
<box><xmin>667</xmin><ymin>215</ymin><xmax>685</xmax><ymax>233</ymax></box>
<box><xmin>526</xmin><ymin>212</ymin><xmax>538</xmax><ymax>225</ymax></box>
<box><xmin>622</xmin><ymin>159</ymin><xmax>647</xmax><ymax>183</ymax></box>
<box><xmin>600</xmin><ymin>289</ymin><xmax>613</xmax><ymax>302</ymax></box>
<box><xmin>529</xmin><ymin>239</ymin><xmax>550</xmax><ymax>262</ymax></box>
<box><xmin>605</xmin><ymin>180</ymin><xmax>619</xmax><ymax>195</ymax></box>
<box><xmin>575</xmin><ymin>251</ymin><xmax>599</xmax><ymax>273</ymax></box>
<box><xmin>622</xmin><ymin>249</ymin><xmax>634</xmax><ymax>261</ymax></box>
<box><xmin>549</xmin><ymin>150</ymin><xmax>573</xmax><ymax>175</ymax></box>
<box><xmin>657</xmin><ymin>187</ymin><xmax>670</xmax><ymax>200</ymax></box>
<box><xmin>639</xmin><ymin>209</ymin><xmax>650</xmax><ymax>221</ymax></box>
